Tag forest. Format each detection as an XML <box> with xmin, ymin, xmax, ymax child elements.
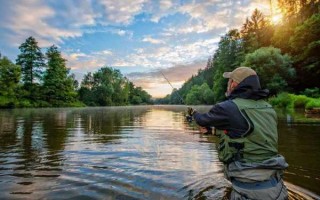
<box><xmin>1</xmin><ymin>0</ymin><xmax>319</xmax><ymax>109</ymax></box>
<box><xmin>156</xmin><ymin>0</ymin><xmax>320</xmax><ymax>109</ymax></box>
<box><xmin>0</xmin><ymin>37</ymin><xmax>152</xmax><ymax>108</ymax></box>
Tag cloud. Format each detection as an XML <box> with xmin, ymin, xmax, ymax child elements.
<box><xmin>99</xmin><ymin>0</ymin><xmax>146</xmax><ymax>25</ymax></box>
<box><xmin>53</xmin><ymin>0</ymin><xmax>99</xmax><ymax>27</ymax></box>
<box><xmin>64</xmin><ymin>49</ymin><xmax>113</xmax><ymax>71</ymax></box>
<box><xmin>144</xmin><ymin>0</ymin><xmax>178</xmax><ymax>23</ymax></box>
<box><xmin>117</xmin><ymin>38</ymin><xmax>219</xmax><ymax>70</ymax></box>
<box><xmin>142</xmin><ymin>36</ymin><xmax>165</xmax><ymax>44</ymax></box>
<box><xmin>0</xmin><ymin>0</ymin><xmax>83</xmax><ymax>47</ymax></box>
<box><xmin>92</xmin><ymin>50</ymin><xmax>113</xmax><ymax>56</ymax></box>
<box><xmin>126</xmin><ymin>60</ymin><xmax>207</xmax><ymax>97</ymax></box>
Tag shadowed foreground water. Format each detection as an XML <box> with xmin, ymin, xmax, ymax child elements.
<box><xmin>0</xmin><ymin>106</ymin><xmax>319</xmax><ymax>199</ymax></box>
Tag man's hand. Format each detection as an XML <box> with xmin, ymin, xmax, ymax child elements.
<box><xmin>199</xmin><ymin>126</ymin><xmax>213</xmax><ymax>135</ymax></box>
<box><xmin>187</xmin><ymin>107</ymin><xmax>196</xmax><ymax>116</ymax></box>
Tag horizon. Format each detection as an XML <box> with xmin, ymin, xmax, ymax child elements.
<box><xmin>0</xmin><ymin>0</ymin><xmax>275</xmax><ymax>98</ymax></box>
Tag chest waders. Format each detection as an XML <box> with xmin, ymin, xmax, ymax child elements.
<box><xmin>216</xmin><ymin>98</ymin><xmax>278</xmax><ymax>164</ymax></box>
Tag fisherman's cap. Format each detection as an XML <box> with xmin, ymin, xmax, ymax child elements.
<box><xmin>223</xmin><ymin>66</ymin><xmax>257</xmax><ymax>83</ymax></box>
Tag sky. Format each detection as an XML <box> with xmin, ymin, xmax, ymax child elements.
<box><xmin>0</xmin><ymin>0</ymin><xmax>273</xmax><ymax>98</ymax></box>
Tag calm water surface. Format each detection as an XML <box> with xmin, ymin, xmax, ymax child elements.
<box><xmin>0</xmin><ymin>106</ymin><xmax>319</xmax><ymax>199</ymax></box>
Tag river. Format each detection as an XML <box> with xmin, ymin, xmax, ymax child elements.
<box><xmin>0</xmin><ymin>106</ymin><xmax>319</xmax><ymax>199</ymax></box>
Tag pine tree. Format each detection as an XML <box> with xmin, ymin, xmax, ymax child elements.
<box><xmin>43</xmin><ymin>45</ymin><xmax>76</xmax><ymax>106</ymax></box>
<box><xmin>16</xmin><ymin>37</ymin><xmax>45</xmax><ymax>85</ymax></box>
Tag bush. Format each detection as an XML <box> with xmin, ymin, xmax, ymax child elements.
<box><xmin>66</xmin><ymin>101</ymin><xmax>86</xmax><ymax>107</ymax></box>
<box><xmin>269</xmin><ymin>92</ymin><xmax>320</xmax><ymax>110</ymax></box>
<box><xmin>17</xmin><ymin>99</ymin><xmax>33</xmax><ymax>108</ymax></box>
<box><xmin>269</xmin><ymin>93</ymin><xmax>294</xmax><ymax>109</ymax></box>
<box><xmin>292</xmin><ymin>95</ymin><xmax>310</xmax><ymax>108</ymax></box>
<box><xmin>306</xmin><ymin>99</ymin><xmax>320</xmax><ymax>109</ymax></box>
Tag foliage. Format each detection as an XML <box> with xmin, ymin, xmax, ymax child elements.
<box><xmin>79</xmin><ymin>67</ymin><xmax>151</xmax><ymax>106</ymax></box>
<box><xmin>289</xmin><ymin>13</ymin><xmax>320</xmax><ymax>90</ymax></box>
<box><xmin>242</xmin><ymin>47</ymin><xmax>294</xmax><ymax>94</ymax></box>
<box><xmin>129</xmin><ymin>82</ymin><xmax>152</xmax><ymax>105</ymax></box>
<box><xmin>292</xmin><ymin>95</ymin><xmax>310</xmax><ymax>108</ymax></box>
<box><xmin>16</xmin><ymin>37</ymin><xmax>46</xmax><ymax>103</ymax></box>
<box><xmin>269</xmin><ymin>93</ymin><xmax>294</xmax><ymax>110</ymax></box>
<box><xmin>0</xmin><ymin>56</ymin><xmax>21</xmax><ymax>108</ymax></box>
<box><xmin>185</xmin><ymin>83</ymin><xmax>214</xmax><ymax>105</ymax></box>
<box><xmin>278</xmin><ymin>0</ymin><xmax>320</xmax><ymax>24</ymax></box>
<box><xmin>165</xmin><ymin>59</ymin><xmax>215</xmax><ymax>105</ymax></box>
<box><xmin>301</xmin><ymin>88</ymin><xmax>320</xmax><ymax>98</ymax></box>
<box><xmin>16</xmin><ymin>36</ymin><xmax>45</xmax><ymax>85</ymax></box>
<box><xmin>43</xmin><ymin>45</ymin><xmax>77</xmax><ymax>107</ymax></box>
<box><xmin>305</xmin><ymin>99</ymin><xmax>320</xmax><ymax>109</ymax></box>
<box><xmin>269</xmin><ymin>92</ymin><xmax>320</xmax><ymax>110</ymax></box>
<box><xmin>241</xmin><ymin>9</ymin><xmax>274</xmax><ymax>53</ymax></box>
<box><xmin>212</xmin><ymin>29</ymin><xmax>244</xmax><ymax>102</ymax></box>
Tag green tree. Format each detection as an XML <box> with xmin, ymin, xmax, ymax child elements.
<box><xmin>241</xmin><ymin>9</ymin><xmax>274</xmax><ymax>53</ymax></box>
<box><xmin>16</xmin><ymin>37</ymin><xmax>45</xmax><ymax>103</ymax></box>
<box><xmin>272</xmin><ymin>0</ymin><xmax>320</xmax><ymax>54</ymax></box>
<box><xmin>212</xmin><ymin>29</ymin><xmax>244</xmax><ymax>102</ymax></box>
<box><xmin>16</xmin><ymin>37</ymin><xmax>45</xmax><ymax>85</ymax></box>
<box><xmin>0</xmin><ymin>56</ymin><xmax>21</xmax><ymax>107</ymax></box>
<box><xmin>43</xmin><ymin>45</ymin><xmax>77</xmax><ymax>106</ymax></box>
<box><xmin>129</xmin><ymin>86</ymin><xmax>151</xmax><ymax>105</ymax></box>
<box><xmin>79</xmin><ymin>67</ymin><xmax>150</xmax><ymax>106</ymax></box>
<box><xmin>242</xmin><ymin>47</ymin><xmax>295</xmax><ymax>94</ymax></box>
<box><xmin>79</xmin><ymin>72</ymin><xmax>95</xmax><ymax>105</ymax></box>
<box><xmin>278</xmin><ymin>0</ymin><xmax>320</xmax><ymax>24</ymax></box>
<box><xmin>289</xmin><ymin>13</ymin><xmax>320</xmax><ymax>90</ymax></box>
<box><xmin>185</xmin><ymin>83</ymin><xmax>214</xmax><ymax>105</ymax></box>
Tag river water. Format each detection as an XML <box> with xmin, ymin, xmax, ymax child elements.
<box><xmin>0</xmin><ymin>106</ymin><xmax>319</xmax><ymax>199</ymax></box>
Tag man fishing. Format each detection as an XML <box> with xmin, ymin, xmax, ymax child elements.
<box><xmin>188</xmin><ymin>67</ymin><xmax>289</xmax><ymax>200</ymax></box>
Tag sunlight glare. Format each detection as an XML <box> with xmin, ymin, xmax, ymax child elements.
<box><xmin>271</xmin><ymin>14</ymin><xmax>283</xmax><ymax>24</ymax></box>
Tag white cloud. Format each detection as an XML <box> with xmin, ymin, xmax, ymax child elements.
<box><xmin>142</xmin><ymin>36</ymin><xmax>165</xmax><ymax>44</ymax></box>
<box><xmin>93</xmin><ymin>50</ymin><xmax>113</xmax><ymax>56</ymax></box>
<box><xmin>126</xmin><ymin>60</ymin><xmax>208</xmax><ymax>97</ymax></box>
<box><xmin>144</xmin><ymin>0</ymin><xmax>178</xmax><ymax>23</ymax></box>
<box><xmin>117</xmin><ymin>30</ymin><xmax>127</xmax><ymax>36</ymax></box>
<box><xmin>64</xmin><ymin>49</ymin><xmax>113</xmax><ymax>71</ymax></box>
<box><xmin>99</xmin><ymin>0</ymin><xmax>146</xmax><ymax>25</ymax></box>
<box><xmin>0</xmin><ymin>0</ymin><xmax>83</xmax><ymax>47</ymax></box>
<box><xmin>57</xmin><ymin>0</ymin><xmax>99</xmax><ymax>27</ymax></box>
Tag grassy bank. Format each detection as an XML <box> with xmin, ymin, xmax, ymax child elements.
<box><xmin>269</xmin><ymin>93</ymin><xmax>320</xmax><ymax>110</ymax></box>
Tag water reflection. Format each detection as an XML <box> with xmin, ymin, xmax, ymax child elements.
<box><xmin>0</xmin><ymin>106</ymin><xmax>319</xmax><ymax>199</ymax></box>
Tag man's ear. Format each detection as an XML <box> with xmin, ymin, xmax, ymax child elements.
<box><xmin>231</xmin><ymin>80</ymin><xmax>238</xmax><ymax>89</ymax></box>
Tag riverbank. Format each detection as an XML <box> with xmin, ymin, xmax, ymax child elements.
<box><xmin>269</xmin><ymin>93</ymin><xmax>320</xmax><ymax>112</ymax></box>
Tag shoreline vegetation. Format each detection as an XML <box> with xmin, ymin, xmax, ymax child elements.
<box><xmin>269</xmin><ymin>92</ymin><xmax>320</xmax><ymax>113</ymax></box>
<box><xmin>1</xmin><ymin>1</ymin><xmax>320</xmax><ymax>111</ymax></box>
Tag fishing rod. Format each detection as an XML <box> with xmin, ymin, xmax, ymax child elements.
<box><xmin>160</xmin><ymin>70</ymin><xmax>185</xmax><ymax>104</ymax></box>
<box><xmin>159</xmin><ymin>70</ymin><xmax>193</xmax><ymax>122</ymax></box>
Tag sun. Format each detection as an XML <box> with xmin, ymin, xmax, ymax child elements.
<box><xmin>271</xmin><ymin>14</ymin><xmax>283</xmax><ymax>24</ymax></box>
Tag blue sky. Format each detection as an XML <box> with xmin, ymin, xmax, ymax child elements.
<box><xmin>0</xmin><ymin>0</ymin><xmax>272</xmax><ymax>97</ymax></box>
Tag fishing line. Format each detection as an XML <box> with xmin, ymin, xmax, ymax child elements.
<box><xmin>159</xmin><ymin>70</ymin><xmax>185</xmax><ymax>105</ymax></box>
<box><xmin>159</xmin><ymin>70</ymin><xmax>193</xmax><ymax>122</ymax></box>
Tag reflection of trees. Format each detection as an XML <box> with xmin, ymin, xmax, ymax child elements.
<box><xmin>0</xmin><ymin>108</ymin><xmax>70</xmax><ymax>171</ymax></box>
<box><xmin>15</xmin><ymin>109</ymin><xmax>43</xmax><ymax>171</ymax></box>
<box><xmin>0</xmin><ymin>110</ymin><xmax>18</xmax><ymax>149</ymax></box>
<box><xmin>78</xmin><ymin>107</ymin><xmax>149</xmax><ymax>144</ymax></box>
<box><xmin>42</xmin><ymin>110</ymin><xmax>68</xmax><ymax>152</ymax></box>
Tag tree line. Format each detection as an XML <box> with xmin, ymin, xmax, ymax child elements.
<box><xmin>158</xmin><ymin>0</ymin><xmax>320</xmax><ymax>105</ymax></box>
<box><xmin>0</xmin><ymin>37</ymin><xmax>152</xmax><ymax>108</ymax></box>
